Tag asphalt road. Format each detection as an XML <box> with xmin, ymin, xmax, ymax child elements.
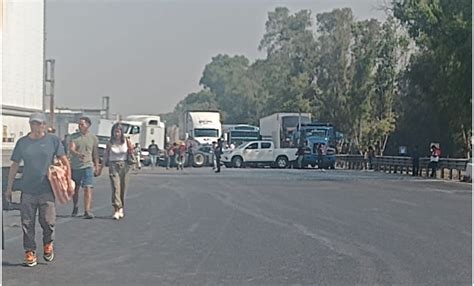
<box><xmin>2</xmin><ymin>167</ymin><xmax>472</xmax><ymax>285</ymax></box>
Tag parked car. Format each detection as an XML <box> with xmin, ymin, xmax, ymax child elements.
<box><xmin>221</xmin><ymin>141</ymin><xmax>297</xmax><ymax>168</ymax></box>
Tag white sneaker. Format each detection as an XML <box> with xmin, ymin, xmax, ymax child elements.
<box><xmin>118</xmin><ymin>208</ymin><xmax>124</xmax><ymax>218</ymax></box>
<box><xmin>113</xmin><ymin>211</ymin><xmax>120</xmax><ymax>220</ymax></box>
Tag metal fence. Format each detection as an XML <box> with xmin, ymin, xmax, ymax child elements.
<box><xmin>336</xmin><ymin>155</ymin><xmax>469</xmax><ymax>181</ymax></box>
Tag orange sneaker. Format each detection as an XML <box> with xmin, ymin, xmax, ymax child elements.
<box><xmin>24</xmin><ymin>250</ymin><xmax>37</xmax><ymax>267</ymax></box>
<box><xmin>43</xmin><ymin>243</ymin><xmax>54</xmax><ymax>262</ymax></box>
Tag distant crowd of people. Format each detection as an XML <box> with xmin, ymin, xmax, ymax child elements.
<box><xmin>130</xmin><ymin>137</ymin><xmax>226</xmax><ymax>173</ymax></box>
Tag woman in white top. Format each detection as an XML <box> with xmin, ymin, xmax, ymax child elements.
<box><xmin>100</xmin><ymin>123</ymin><xmax>133</xmax><ymax>220</ymax></box>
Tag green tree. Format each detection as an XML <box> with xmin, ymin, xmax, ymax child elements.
<box><xmin>313</xmin><ymin>8</ymin><xmax>354</xmax><ymax>135</ymax></box>
<box><xmin>393</xmin><ymin>0</ymin><xmax>472</xmax><ymax>156</ymax></box>
<box><xmin>199</xmin><ymin>54</ymin><xmax>261</xmax><ymax>123</ymax></box>
<box><xmin>258</xmin><ymin>7</ymin><xmax>317</xmax><ymax>115</ymax></box>
<box><xmin>347</xmin><ymin>19</ymin><xmax>381</xmax><ymax>150</ymax></box>
<box><xmin>365</xmin><ymin>17</ymin><xmax>405</xmax><ymax>155</ymax></box>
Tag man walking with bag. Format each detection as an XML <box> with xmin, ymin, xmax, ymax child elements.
<box><xmin>5</xmin><ymin>112</ymin><xmax>72</xmax><ymax>267</ymax></box>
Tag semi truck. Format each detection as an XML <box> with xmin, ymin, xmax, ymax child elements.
<box><xmin>178</xmin><ymin>110</ymin><xmax>222</xmax><ymax>145</ymax></box>
<box><xmin>2</xmin><ymin>0</ymin><xmax>45</xmax><ymax>208</ymax></box>
<box><xmin>125</xmin><ymin>115</ymin><xmax>166</xmax><ymax>150</ymax></box>
<box><xmin>95</xmin><ymin>116</ymin><xmax>166</xmax><ymax>165</ymax></box>
<box><xmin>259</xmin><ymin>113</ymin><xmax>312</xmax><ymax>148</ymax></box>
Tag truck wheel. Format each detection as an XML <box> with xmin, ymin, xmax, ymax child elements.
<box><xmin>193</xmin><ymin>153</ymin><xmax>205</xmax><ymax>167</ymax></box>
<box><xmin>276</xmin><ymin>156</ymin><xmax>289</xmax><ymax>168</ymax></box>
<box><xmin>232</xmin><ymin>156</ymin><xmax>243</xmax><ymax>168</ymax></box>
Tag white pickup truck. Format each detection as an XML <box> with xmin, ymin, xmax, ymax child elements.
<box><xmin>221</xmin><ymin>141</ymin><xmax>297</xmax><ymax>168</ymax></box>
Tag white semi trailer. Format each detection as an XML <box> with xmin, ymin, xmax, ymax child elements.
<box><xmin>259</xmin><ymin>113</ymin><xmax>311</xmax><ymax>148</ymax></box>
<box><xmin>2</xmin><ymin>0</ymin><xmax>45</xmax><ymax>209</ymax></box>
<box><xmin>2</xmin><ymin>0</ymin><xmax>45</xmax><ymax>165</ymax></box>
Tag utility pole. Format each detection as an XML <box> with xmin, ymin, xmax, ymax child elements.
<box><xmin>45</xmin><ymin>59</ymin><xmax>55</xmax><ymax>128</ymax></box>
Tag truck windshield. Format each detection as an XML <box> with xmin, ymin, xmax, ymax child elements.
<box><xmin>305</xmin><ymin>129</ymin><xmax>327</xmax><ymax>138</ymax></box>
<box><xmin>194</xmin><ymin>128</ymin><xmax>218</xmax><ymax>138</ymax></box>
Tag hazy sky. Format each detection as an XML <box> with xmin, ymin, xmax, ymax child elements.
<box><xmin>46</xmin><ymin>0</ymin><xmax>386</xmax><ymax>116</ymax></box>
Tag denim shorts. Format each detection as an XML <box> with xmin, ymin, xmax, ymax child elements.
<box><xmin>72</xmin><ymin>167</ymin><xmax>94</xmax><ymax>188</ymax></box>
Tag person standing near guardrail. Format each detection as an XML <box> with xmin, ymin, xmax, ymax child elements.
<box><xmin>367</xmin><ymin>146</ymin><xmax>375</xmax><ymax>170</ymax></box>
<box><xmin>411</xmin><ymin>145</ymin><xmax>420</xmax><ymax>176</ymax></box>
<box><xmin>429</xmin><ymin>144</ymin><xmax>441</xmax><ymax>178</ymax></box>
<box><xmin>5</xmin><ymin>112</ymin><xmax>72</xmax><ymax>267</ymax></box>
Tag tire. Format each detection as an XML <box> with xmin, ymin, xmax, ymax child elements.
<box><xmin>276</xmin><ymin>156</ymin><xmax>289</xmax><ymax>168</ymax></box>
<box><xmin>193</xmin><ymin>152</ymin><xmax>205</xmax><ymax>167</ymax></box>
<box><xmin>232</xmin><ymin>156</ymin><xmax>243</xmax><ymax>168</ymax></box>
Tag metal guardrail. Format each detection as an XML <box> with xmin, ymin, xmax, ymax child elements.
<box><xmin>336</xmin><ymin>155</ymin><xmax>469</xmax><ymax>181</ymax></box>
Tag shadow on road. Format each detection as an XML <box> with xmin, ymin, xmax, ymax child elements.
<box><xmin>2</xmin><ymin>261</ymin><xmax>47</xmax><ymax>267</ymax></box>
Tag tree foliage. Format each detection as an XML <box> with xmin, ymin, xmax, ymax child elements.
<box><xmin>163</xmin><ymin>3</ymin><xmax>470</xmax><ymax>156</ymax></box>
<box><xmin>391</xmin><ymin>0</ymin><xmax>471</xmax><ymax>156</ymax></box>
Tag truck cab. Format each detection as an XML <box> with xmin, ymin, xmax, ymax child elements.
<box><xmin>292</xmin><ymin>123</ymin><xmax>339</xmax><ymax>169</ymax></box>
<box><xmin>178</xmin><ymin>111</ymin><xmax>222</xmax><ymax>145</ymax></box>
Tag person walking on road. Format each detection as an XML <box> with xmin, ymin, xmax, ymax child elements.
<box><xmin>317</xmin><ymin>143</ymin><xmax>324</xmax><ymax>169</ymax></box>
<box><xmin>148</xmin><ymin>140</ymin><xmax>159</xmax><ymax>169</ymax></box>
<box><xmin>186</xmin><ymin>137</ymin><xmax>196</xmax><ymax>168</ymax></box>
<box><xmin>214</xmin><ymin>139</ymin><xmax>223</xmax><ymax>173</ymax></box>
<box><xmin>68</xmin><ymin>117</ymin><xmax>100</xmax><ymax>219</ymax></box>
<box><xmin>177</xmin><ymin>142</ymin><xmax>186</xmax><ymax>170</ymax></box>
<box><xmin>5</xmin><ymin>112</ymin><xmax>72</xmax><ymax>267</ymax></box>
<box><xmin>211</xmin><ymin>141</ymin><xmax>217</xmax><ymax>170</ymax></box>
<box><xmin>100</xmin><ymin>123</ymin><xmax>133</xmax><ymax>220</ymax></box>
<box><xmin>166</xmin><ymin>143</ymin><xmax>176</xmax><ymax>170</ymax></box>
<box><xmin>295</xmin><ymin>144</ymin><xmax>305</xmax><ymax>169</ymax></box>
<box><xmin>134</xmin><ymin>143</ymin><xmax>142</xmax><ymax>170</ymax></box>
